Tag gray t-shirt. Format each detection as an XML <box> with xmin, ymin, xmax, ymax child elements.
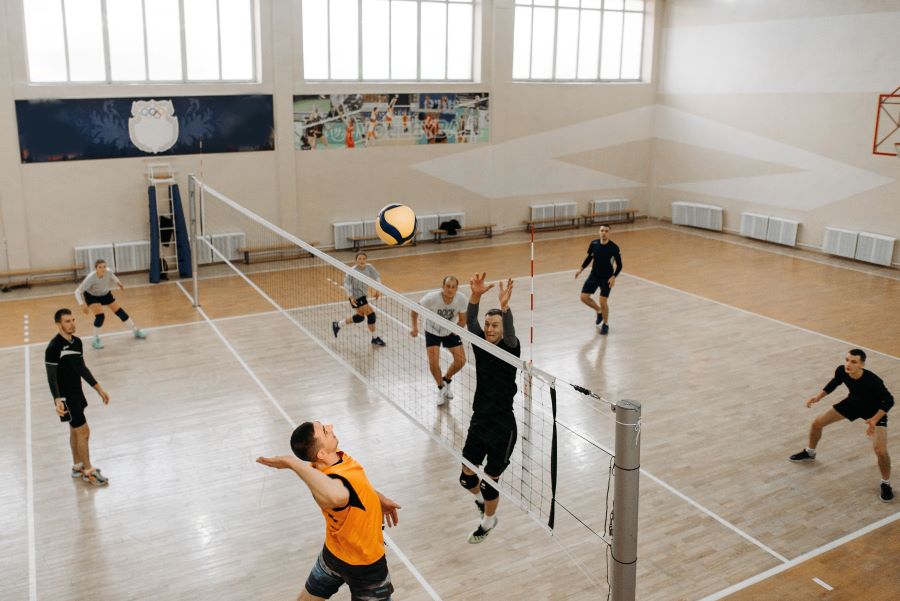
<box><xmin>344</xmin><ymin>264</ymin><xmax>381</xmax><ymax>299</ymax></box>
<box><xmin>75</xmin><ymin>271</ymin><xmax>121</xmax><ymax>304</ymax></box>
<box><xmin>419</xmin><ymin>290</ymin><xmax>468</xmax><ymax>337</ymax></box>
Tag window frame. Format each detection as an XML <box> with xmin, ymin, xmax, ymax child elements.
<box><xmin>22</xmin><ymin>0</ymin><xmax>258</xmax><ymax>85</ymax></box>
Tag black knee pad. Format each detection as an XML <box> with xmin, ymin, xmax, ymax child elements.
<box><xmin>459</xmin><ymin>471</ymin><xmax>479</xmax><ymax>490</ymax></box>
<box><xmin>352</xmin><ymin>314</ymin><xmax>365</xmax><ymax>323</ymax></box>
<box><xmin>93</xmin><ymin>313</ymin><xmax>105</xmax><ymax>328</ymax></box>
<box><xmin>367</xmin><ymin>312</ymin><xmax>376</xmax><ymax>324</ymax></box>
<box><xmin>115</xmin><ymin>308</ymin><xmax>129</xmax><ymax>321</ymax></box>
<box><xmin>480</xmin><ymin>477</ymin><xmax>500</xmax><ymax>501</ymax></box>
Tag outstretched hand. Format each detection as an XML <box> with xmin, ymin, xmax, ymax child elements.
<box><xmin>469</xmin><ymin>272</ymin><xmax>495</xmax><ymax>297</ymax></box>
<box><xmin>257</xmin><ymin>455</ymin><xmax>298</xmax><ymax>470</ymax></box>
<box><xmin>498</xmin><ymin>278</ymin><xmax>514</xmax><ymax>310</ymax></box>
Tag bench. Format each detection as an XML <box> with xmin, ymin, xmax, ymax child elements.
<box><xmin>238</xmin><ymin>243</ymin><xmax>319</xmax><ymax>265</ymax></box>
<box><xmin>523</xmin><ymin>215</ymin><xmax>581</xmax><ymax>232</ymax></box>
<box><xmin>347</xmin><ymin>235</ymin><xmax>417</xmax><ymax>252</ymax></box>
<box><xmin>580</xmin><ymin>209</ymin><xmax>637</xmax><ymax>226</ymax></box>
<box><xmin>1</xmin><ymin>264</ymin><xmax>85</xmax><ymax>292</ymax></box>
<box><xmin>432</xmin><ymin>224</ymin><xmax>496</xmax><ymax>243</ymax></box>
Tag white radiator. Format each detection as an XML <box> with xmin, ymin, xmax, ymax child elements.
<box><xmin>672</xmin><ymin>202</ymin><xmax>723</xmax><ymax>231</ymax></box>
<box><xmin>822</xmin><ymin>227</ymin><xmax>858</xmax><ymax>259</ymax></box>
<box><xmin>416</xmin><ymin>214</ymin><xmax>440</xmax><ymax>241</ymax></box>
<box><xmin>530</xmin><ymin>203</ymin><xmax>555</xmax><ymax>223</ymax></box>
<box><xmin>590</xmin><ymin>198</ymin><xmax>629</xmax><ymax>222</ymax></box>
<box><xmin>74</xmin><ymin>244</ymin><xmax>115</xmax><ymax>276</ymax></box>
<box><xmin>208</xmin><ymin>232</ymin><xmax>246</xmax><ymax>262</ymax></box>
<box><xmin>765</xmin><ymin>217</ymin><xmax>799</xmax><ymax>247</ymax></box>
<box><xmin>438</xmin><ymin>212</ymin><xmax>465</xmax><ymax>228</ymax></box>
<box><xmin>113</xmin><ymin>240</ymin><xmax>151</xmax><ymax>273</ymax></box>
<box><xmin>739</xmin><ymin>213</ymin><xmax>769</xmax><ymax>240</ymax></box>
<box><xmin>334</xmin><ymin>221</ymin><xmax>364</xmax><ymax>250</ymax></box>
<box><xmin>855</xmin><ymin>232</ymin><xmax>895</xmax><ymax>266</ymax></box>
<box><xmin>554</xmin><ymin>201</ymin><xmax>578</xmax><ymax>226</ymax></box>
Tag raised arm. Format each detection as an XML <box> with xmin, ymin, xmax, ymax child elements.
<box><xmin>467</xmin><ymin>272</ymin><xmax>494</xmax><ymax>336</ymax></box>
<box><xmin>498</xmin><ymin>278</ymin><xmax>517</xmax><ymax>347</ymax></box>
<box><xmin>257</xmin><ymin>455</ymin><xmax>350</xmax><ymax>509</ymax></box>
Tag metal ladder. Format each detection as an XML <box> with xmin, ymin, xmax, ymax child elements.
<box><xmin>148</xmin><ymin>163</ymin><xmax>179</xmax><ymax>279</ymax></box>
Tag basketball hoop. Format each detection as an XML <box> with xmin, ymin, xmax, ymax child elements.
<box><xmin>872</xmin><ymin>85</ymin><xmax>900</xmax><ymax>156</ymax></box>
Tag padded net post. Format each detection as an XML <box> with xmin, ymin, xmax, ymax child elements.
<box><xmin>188</xmin><ymin>174</ymin><xmax>200</xmax><ymax>307</ymax></box>
<box><xmin>610</xmin><ymin>399</ymin><xmax>641</xmax><ymax>601</ymax></box>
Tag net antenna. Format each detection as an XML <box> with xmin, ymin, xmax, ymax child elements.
<box><xmin>872</xmin><ymin>85</ymin><xmax>900</xmax><ymax>156</ymax></box>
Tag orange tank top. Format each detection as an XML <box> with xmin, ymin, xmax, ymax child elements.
<box><xmin>320</xmin><ymin>451</ymin><xmax>384</xmax><ymax>565</ymax></box>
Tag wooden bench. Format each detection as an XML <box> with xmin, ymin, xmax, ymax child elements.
<box><xmin>1</xmin><ymin>264</ymin><xmax>85</xmax><ymax>292</ymax></box>
<box><xmin>580</xmin><ymin>209</ymin><xmax>637</xmax><ymax>226</ymax></box>
<box><xmin>432</xmin><ymin>224</ymin><xmax>496</xmax><ymax>243</ymax></box>
<box><xmin>238</xmin><ymin>242</ymin><xmax>319</xmax><ymax>264</ymax></box>
<box><xmin>523</xmin><ymin>215</ymin><xmax>581</xmax><ymax>232</ymax></box>
<box><xmin>347</xmin><ymin>235</ymin><xmax>417</xmax><ymax>252</ymax></box>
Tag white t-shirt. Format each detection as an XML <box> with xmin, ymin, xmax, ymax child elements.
<box><xmin>419</xmin><ymin>290</ymin><xmax>468</xmax><ymax>337</ymax></box>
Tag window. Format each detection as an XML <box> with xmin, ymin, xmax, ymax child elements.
<box><xmin>302</xmin><ymin>0</ymin><xmax>474</xmax><ymax>81</ymax></box>
<box><xmin>23</xmin><ymin>0</ymin><xmax>256</xmax><ymax>83</ymax></box>
<box><xmin>513</xmin><ymin>0</ymin><xmax>644</xmax><ymax>81</ymax></box>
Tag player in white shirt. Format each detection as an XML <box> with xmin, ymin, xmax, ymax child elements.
<box><xmin>75</xmin><ymin>259</ymin><xmax>146</xmax><ymax>349</ymax></box>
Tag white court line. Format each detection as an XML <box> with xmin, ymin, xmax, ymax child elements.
<box><xmin>24</xmin><ymin>315</ymin><xmax>37</xmax><ymax>601</ymax></box>
<box><xmin>812</xmin><ymin>577</ymin><xmax>833</xmax><ymax>591</ymax></box>
<box><xmin>700</xmin><ymin>510</ymin><xmax>900</xmax><ymax>600</ymax></box>
<box><xmin>174</xmin><ymin>282</ymin><xmax>442</xmax><ymax>601</ymax></box>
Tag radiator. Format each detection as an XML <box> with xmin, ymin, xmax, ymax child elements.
<box><xmin>822</xmin><ymin>227</ymin><xmax>858</xmax><ymax>259</ymax></box>
<box><xmin>672</xmin><ymin>202</ymin><xmax>723</xmax><ymax>231</ymax></box>
<box><xmin>437</xmin><ymin>212</ymin><xmax>465</xmax><ymax>228</ymax></box>
<box><xmin>113</xmin><ymin>240</ymin><xmax>151</xmax><ymax>273</ymax></box>
<box><xmin>530</xmin><ymin>204</ymin><xmax>555</xmax><ymax>224</ymax></box>
<box><xmin>208</xmin><ymin>232</ymin><xmax>246</xmax><ymax>262</ymax></box>
<box><xmin>855</xmin><ymin>232</ymin><xmax>895</xmax><ymax>266</ymax></box>
<box><xmin>591</xmin><ymin>198</ymin><xmax>629</xmax><ymax>214</ymax></box>
<box><xmin>554</xmin><ymin>201</ymin><xmax>577</xmax><ymax>226</ymax></box>
<box><xmin>334</xmin><ymin>221</ymin><xmax>364</xmax><ymax>250</ymax></box>
<box><xmin>739</xmin><ymin>213</ymin><xmax>769</xmax><ymax>240</ymax></box>
<box><xmin>765</xmin><ymin>217</ymin><xmax>799</xmax><ymax>247</ymax></box>
<box><xmin>74</xmin><ymin>244</ymin><xmax>115</xmax><ymax>276</ymax></box>
<box><xmin>416</xmin><ymin>214</ymin><xmax>440</xmax><ymax>241</ymax></box>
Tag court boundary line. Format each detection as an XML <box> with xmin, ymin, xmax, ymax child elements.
<box><xmin>24</xmin><ymin>315</ymin><xmax>36</xmax><ymax>601</ymax></box>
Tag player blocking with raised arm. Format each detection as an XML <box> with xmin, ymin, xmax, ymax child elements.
<box><xmin>333</xmin><ymin>252</ymin><xmax>386</xmax><ymax>346</ymax></box>
<box><xmin>575</xmin><ymin>225</ymin><xmax>622</xmax><ymax>335</ymax></box>
<box><xmin>45</xmin><ymin>308</ymin><xmax>111</xmax><ymax>486</ymax></box>
<box><xmin>257</xmin><ymin>421</ymin><xmax>401</xmax><ymax>601</ymax></box>
<box><xmin>75</xmin><ymin>259</ymin><xmax>146</xmax><ymax>349</ymax></box>
<box><xmin>410</xmin><ymin>275</ymin><xmax>468</xmax><ymax>406</ymax></box>
<box><xmin>458</xmin><ymin>272</ymin><xmax>520</xmax><ymax>543</ymax></box>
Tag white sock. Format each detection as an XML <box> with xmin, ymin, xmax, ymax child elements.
<box><xmin>93</xmin><ymin>327</ymin><xmax>101</xmax><ymax>339</ymax></box>
<box><xmin>882</xmin><ymin>479</ymin><xmax>891</xmax><ymax>486</ymax></box>
<box><xmin>805</xmin><ymin>448</ymin><xmax>816</xmax><ymax>456</ymax></box>
<box><xmin>475</xmin><ymin>492</ymin><xmax>484</xmax><ymax>503</ymax></box>
<box><xmin>480</xmin><ymin>514</ymin><xmax>497</xmax><ymax>530</ymax></box>
<box><xmin>124</xmin><ymin>318</ymin><xmax>137</xmax><ymax>330</ymax></box>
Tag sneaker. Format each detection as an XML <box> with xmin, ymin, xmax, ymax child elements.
<box><xmin>82</xmin><ymin>468</ymin><xmax>108</xmax><ymax>486</ymax></box>
<box><xmin>436</xmin><ymin>388</ymin><xmax>447</xmax><ymax>407</ymax></box>
<box><xmin>599</xmin><ymin>324</ymin><xmax>609</xmax><ymax>335</ymax></box>
<box><xmin>881</xmin><ymin>483</ymin><xmax>894</xmax><ymax>503</ymax></box>
<box><xmin>595</xmin><ymin>313</ymin><xmax>602</xmax><ymax>325</ymax></box>
<box><xmin>332</xmin><ymin>321</ymin><xmax>341</xmax><ymax>338</ymax></box>
<box><xmin>475</xmin><ymin>499</ymin><xmax>485</xmax><ymax>517</ymax></box>
<box><xmin>71</xmin><ymin>464</ymin><xmax>84</xmax><ymax>478</ymax></box>
<box><xmin>133</xmin><ymin>329</ymin><xmax>147</xmax><ymax>339</ymax></box>
<box><xmin>91</xmin><ymin>337</ymin><xmax>104</xmax><ymax>349</ymax></box>
<box><xmin>371</xmin><ymin>337</ymin><xmax>386</xmax><ymax>347</ymax></box>
<box><xmin>442</xmin><ymin>382</ymin><xmax>454</xmax><ymax>401</ymax></box>
<box><xmin>468</xmin><ymin>518</ymin><xmax>497</xmax><ymax>544</ymax></box>
<box><xmin>789</xmin><ymin>449</ymin><xmax>815</xmax><ymax>462</ymax></box>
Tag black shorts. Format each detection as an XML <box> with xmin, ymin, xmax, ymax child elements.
<box><xmin>425</xmin><ymin>332</ymin><xmax>462</xmax><ymax>348</ymax></box>
<box><xmin>305</xmin><ymin>546</ymin><xmax>393</xmax><ymax>601</ymax></box>
<box><xmin>462</xmin><ymin>414</ymin><xmax>517</xmax><ymax>477</ymax></box>
<box><xmin>84</xmin><ymin>291</ymin><xmax>115</xmax><ymax>306</ymax></box>
<box><xmin>833</xmin><ymin>398</ymin><xmax>888</xmax><ymax>426</ymax></box>
<box><xmin>351</xmin><ymin>296</ymin><xmax>369</xmax><ymax>308</ymax></box>
<box><xmin>581</xmin><ymin>277</ymin><xmax>612</xmax><ymax>298</ymax></box>
<box><xmin>59</xmin><ymin>396</ymin><xmax>88</xmax><ymax>428</ymax></box>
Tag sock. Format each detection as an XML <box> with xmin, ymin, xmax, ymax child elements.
<box><xmin>124</xmin><ymin>318</ymin><xmax>137</xmax><ymax>330</ymax></box>
<box><xmin>480</xmin><ymin>514</ymin><xmax>497</xmax><ymax>530</ymax></box>
<box><xmin>438</xmin><ymin>384</ymin><xmax>444</xmax><ymax>390</ymax></box>
<box><xmin>882</xmin><ymin>479</ymin><xmax>891</xmax><ymax>486</ymax></box>
<box><xmin>93</xmin><ymin>327</ymin><xmax>101</xmax><ymax>339</ymax></box>
<box><xmin>806</xmin><ymin>448</ymin><xmax>816</xmax><ymax>456</ymax></box>
<box><xmin>443</xmin><ymin>376</ymin><xmax>452</xmax><ymax>384</ymax></box>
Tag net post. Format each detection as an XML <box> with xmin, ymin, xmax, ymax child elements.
<box><xmin>187</xmin><ymin>174</ymin><xmax>200</xmax><ymax>308</ymax></box>
<box><xmin>610</xmin><ymin>399</ymin><xmax>641</xmax><ymax>601</ymax></box>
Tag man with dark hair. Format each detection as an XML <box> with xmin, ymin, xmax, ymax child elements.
<box><xmin>790</xmin><ymin>349</ymin><xmax>895</xmax><ymax>502</ymax></box>
<box><xmin>258</xmin><ymin>421</ymin><xmax>401</xmax><ymax>600</ymax></box>
<box><xmin>45</xmin><ymin>308</ymin><xmax>111</xmax><ymax>486</ymax></box>
<box><xmin>458</xmin><ymin>272</ymin><xmax>520</xmax><ymax>543</ymax></box>
<box><xmin>575</xmin><ymin>224</ymin><xmax>622</xmax><ymax>335</ymax></box>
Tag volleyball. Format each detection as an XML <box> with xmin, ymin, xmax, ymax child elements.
<box><xmin>376</xmin><ymin>203</ymin><xmax>417</xmax><ymax>246</ymax></box>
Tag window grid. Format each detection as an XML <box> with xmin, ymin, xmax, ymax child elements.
<box><xmin>514</xmin><ymin>0</ymin><xmax>644</xmax><ymax>82</ymax></box>
<box><xmin>302</xmin><ymin>0</ymin><xmax>475</xmax><ymax>82</ymax></box>
<box><xmin>23</xmin><ymin>0</ymin><xmax>256</xmax><ymax>84</ymax></box>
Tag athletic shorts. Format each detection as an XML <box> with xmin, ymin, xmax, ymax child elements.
<box><xmin>581</xmin><ymin>277</ymin><xmax>612</xmax><ymax>298</ymax></box>
<box><xmin>425</xmin><ymin>332</ymin><xmax>462</xmax><ymax>348</ymax></box>
<box><xmin>84</xmin><ymin>291</ymin><xmax>115</xmax><ymax>306</ymax></box>
<box><xmin>59</xmin><ymin>396</ymin><xmax>88</xmax><ymax>429</ymax></box>
<box><xmin>305</xmin><ymin>546</ymin><xmax>393</xmax><ymax>601</ymax></box>
<box><xmin>833</xmin><ymin>398</ymin><xmax>888</xmax><ymax>426</ymax></box>
<box><xmin>462</xmin><ymin>415</ymin><xmax>517</xmax><ymax>477</ymax></box>
<box><xmin>351</xmin><ymin>296</ymin><xmax>369</xmax><ymax>308</ymax></box>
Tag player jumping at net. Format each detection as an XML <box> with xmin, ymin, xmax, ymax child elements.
<box><xmin>459</xmin><ymin>272</ymin><xmax>520</xmax><ymax>544</ymax></box>
<box><xmin>333</xmin><ymin>252</ymin><xmax>386</xmax><ymax>346</ymax></box>
<box><xmin>790</xmin><ymin>349</ymin><xmax>895</xmax><ymax>502</ymax></box>
<box><xmin>45</xmin><ymin>308</ymin><xmax>111</xmax><ymax>486</ymax></box>
<box><xmin>75</xmin><ymin>258</ymin><xmax>146</xmax><ymax>349</ymax></box>
<box><xmin>410</xmin><ymin>275</ymin><xmax>468</xmax><ymax>406</ymax></box>
<box><xmin>258</xmin><ymin>421</ymin><xmax>401</xmax><ymax>601</ymax></box>
<box><xmin>575</xmin><ymin>224</ymin><xmax>622</xmax><ymax>335</ymax></box>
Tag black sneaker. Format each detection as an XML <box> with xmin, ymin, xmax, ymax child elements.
<box><xmin>332</xmin><ymin>321</ymin><xmax>340</xmax><ymax>337</ymax></box>
<box><xmin>789</xmin><ymin>449</ymin><xmax>815</xmax><ymax>462</ymax></box>
<box><xmin>881</xmin><ymin>483</ymin><xmax>894</xmax><ymax>503</ymax></box>
<box><xmin>371</xmin><ymin>337</ymin><xmax>386</xmax><ymax>347</ymax></box>
<box><xmin>595</xmin><ymin>312</ymin><xmax>602</xmax><ymax>325</ymax></box>
<box><xmin>475</xmin><ymin>499</ymin><xmax>485</xmax><ymax>517</ymax></box>
<box><xmin>468</xmin><ymin>518</ymin><xmax>497</xmax><ymax>544</ymax></box>
<box><xmin>599</xmin><ymin>324</ymin><xmax>609</xmax><ymax>335</ymax></box>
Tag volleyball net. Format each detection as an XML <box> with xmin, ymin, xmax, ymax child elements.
<box><xmin>186</xmin><ymin>176</ymin><xmax>641</xmax><ymax>600</ymax></box>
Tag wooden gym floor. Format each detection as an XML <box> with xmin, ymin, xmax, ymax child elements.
<box><xmin>1</xmin><ymin>224</ymin><xmax>898</xmax><ymax>600</ymax></box>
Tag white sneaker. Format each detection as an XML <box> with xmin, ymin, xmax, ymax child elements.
<box><xmin>436</xmin><ymin>388</ymin><xmax>447</xmax><ymax>407</ymax></box>
<box><xmin>442</xmin><ymin>381</ymin><xmax>454</xmax><ymax>401</ymax></box>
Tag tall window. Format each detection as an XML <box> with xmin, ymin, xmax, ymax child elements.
<box><xmin>302</xmin><ymin>0</ymin><xmax>475</xmax><ymax>81</ymax></box>
<box><xmin>23</xmin><ymin>0</ymin><xmax>256</xmax><ymax>83</ymax></box>
<box><xmin>513</xmin><ymin>0</ymin><xmax>644</xmax><ymax>81</ymax></box>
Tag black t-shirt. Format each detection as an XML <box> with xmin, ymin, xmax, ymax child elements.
<box><xmin>45</xmin><ymin>334</ymin><xmax>96</xmax><ymax>401</ymax></box>
<box><xmin>582</xmin><ymin>239</ymin><xmax>622</xmax><ymax>279</ymax></box>
<box><xmin>467</xmin><ymin>305</ymin><xmax>521</xmax><ymax>417</ymax></box>
<box><xmin>824</xmin><ymin>366</ymin><xmax>894</xmax><ymax>414</ymax></box>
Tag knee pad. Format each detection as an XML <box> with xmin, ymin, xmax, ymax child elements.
<box><xmin>367</xmin><ymin>312</ymin><xmax>376</xmax><ymax>324</ymax></box>
<box><xmin>93</xmin><ymin>313</ymin><xmax>105</xmax><ymax>328</ymax></box>
<box><xmin>352</xmin><ymin>314</ymin><xmax>365</xmax><ymax>323</ymax></box>
<box><xmin>480</xmin><ymin>477</ymin><xmax>500</xmax><ymax>501</ymax></box>
<box><xmin>459</xmin><ymin>471</ymin><xmax>479</xmax><ymax>490</ymax></box>
<box><xmin>115</xmin><ymin>308</ymin><xmax>129</xmax><ymax>321</ymax></box>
